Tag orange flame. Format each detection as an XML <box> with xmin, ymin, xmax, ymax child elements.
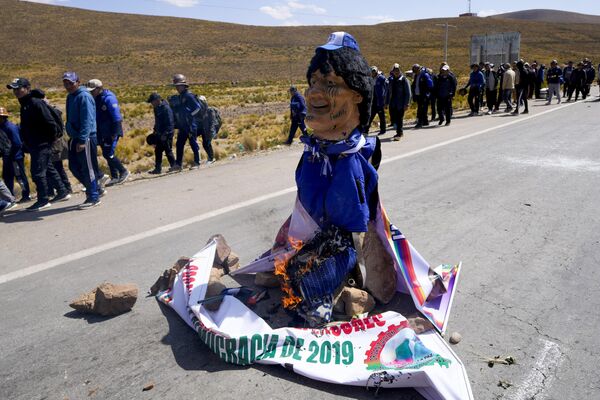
<box><xmin>272</xmin><ymin>235</ymin><xmax>305</xmax><ymax>310</ymax></box>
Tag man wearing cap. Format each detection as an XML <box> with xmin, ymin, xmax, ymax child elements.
<box><xmin>463</xmin><ymin>64</ymin><xmax>485</xmax><ymax>116</ymax></box>
<box><xmin>7</xmin><ymin>77</ymin><xmax>69</xmax><ymax>211</ymax></box>
<box><xmin>285</xmin><ymin>86</ymin><xmax>308</xmax><ymax>144</ymax></box>
<box><xmin>501</xmin><ymin>63</ymin><xmax>515</xmax><ymax>112</ymax></box>
<box><xmin>368</xmin><ymin>66</ymin><xmax>387</xmax><ymax>136</ymax></box>
<box><xmin>545</xmin><ymin>60</ymin><xmax>563</xmax><ymax>105</ymax></box>
<box><xmin>411</xmin><ymin>64</ymin><xmax>433</xmax><ymax>128</ymax></box>
<box><xmin>483</xmin><ymin>62</ymin><xmax>498</xmax><ymax>115</ymax></box>
<box><xmin>0</xmin><ymin>106</ymin><xmax>30</xmax><ymax>202</ymax></box>
<box><xmin>563</xmin><ymin>61</ymin><xmax>574</xmax><ymax>98</ymax></box>
<box><xmin>169</xmin><ymin>74</ymin><xmax>202</xmax><ymax>170</ymax></box>
<box><xmin>386</xmin><ymin>63</ymin><xmax>411</xmax><ymax>139</ymax></box>
<box><xmin>436</xmin><ymin>64</ymin><xmax>457</xmax><ymax>126</ymax></box>
<box><xmin>87</xmin><ymin>79</ymin><xmax>130</xmax><ymax>186</ymax></box>
<box><xmin>147</xmin><ymin>93</ymin><xmax>176</xmax><ymax>174</ymax></box>
<box><xmin>63</xmin><ymin>72</ymin><xmax>101</xmax><ymax>208</ymax></box>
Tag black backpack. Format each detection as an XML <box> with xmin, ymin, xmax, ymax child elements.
<box><xmin>42</xmin><ymin>101</ymin><xmax>65</xmax><ymax>140</ymax></box>
<box><xmin>208</xmin><ymin>106</ymin><xmax>222</xmax><ymax>138</ymax></box>
<box><xmin>0</xmin><ymin>127</ymin><xmax>11</xmax><ymax>157</ymax></box>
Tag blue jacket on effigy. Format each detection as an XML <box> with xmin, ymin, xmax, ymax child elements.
<box><xmin>296</xmin><ymin>129</ymin><xmax>378</xmax><ymax>233</ymax></box>
<box><xmin>66</xmin><ymin>86</ymin><xmax>97</xmax><ymax>144</ymax></box>
<box><xmin>94</xmin><ymin>89</ymin><xmax>123</xmax><ymax>141</ymax></box>
<box><xmin>290</xmin><ymin>92</ymin><xmax>307</xmax><ymax>119</ymax></box>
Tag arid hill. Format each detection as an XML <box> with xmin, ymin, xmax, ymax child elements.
<box><xmin>491</xmin><ymin>9</ymin><xmax>600</xmax><ymax>25</ymax></box>
<box><xmin>1</xmin><ymin>0</ymin><xmax>600</xmax><ymax>86</ymax></box>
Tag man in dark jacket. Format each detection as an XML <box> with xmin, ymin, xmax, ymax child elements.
<box><xmin>368</xmin><ymin>66</ymin><xmax>387</xmax><ymax>135</ymax></box>
<box><xmin>583</xmin><ymin>59</ymin><xmax>595</xmax><ymax>98</ymax></box>
<box><xmin>147</xmin><ymin>93</ymin><xmax>176</xmax><ymax>174</ymax></box>
<box><xmin>286</xmin><ymin>86</ymin><xmax>308</xmax><ymax>144</ymax></box>
<box><xmin>545</xmin><ymin>60</ymin><xmax>562</xmax><ymax>104</ymax></box>
<box><xmin>562</xmin><ymin>61</ymin><xmax>574</xmax><ymax>97</ymax></box>
<box><xmin>463</xmin><ymin>64</ymin><xmax>485</xmax><ymax>116</ymax></box>
<box><xmin>0</xmin><ymin>106</ymin><xmax>30</xmax><ymax>202</ymax></box>
<box><xmin>495</xmin><ymin>64</ymin><xmax>505</xmax><ymax>112</ymax></box>
<box><xmin>411</xmin><ymin>64</ymin><xmax>433</xmax><ymax>128</ymax></box>
<box><xmin>88</xmin><ymin>79</ymin><xmax>129</xmax><ymax>186</ymax></box>
<box><xmin>483</xmin><ymin>62</ymin><xmax>498</xmax><ymax>114</ymax></box>
<box><xmin>169</xmin><ymin>74</ymin><xmax>202</xmax><ymax>170</ymax></box>
<box><xmin>386</xmin><ymin>63</ymin><xmax>411</xmax><ymax>139</ymax></box>
<box><xmin>436</xmin><ymin>65</ymin><xmax>457</xmax><ymax>125</ymax></box>
<box><xmin>567</xmin><ymin>62</ymin><xmax>586</xmax><ymax>102</ymax></box>
<box><xmin>7</xmin><ymin>77</ymin><xmax>69</xmax><ymax>211</ymax></box>
<box><xmin>513</xmin><ymin>61</ymin><xmax>530</xmax><ymax>115</ymax></box>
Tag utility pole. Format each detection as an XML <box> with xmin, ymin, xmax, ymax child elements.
<box><xmin>435</xmin><ymin>22</ymin><xmax>457</xmax><ymax>63</ymax></box>
<box><xmin>468</xmin><ymin>0</ymin><xmax>472</xmax><ymax>14</ymax></box>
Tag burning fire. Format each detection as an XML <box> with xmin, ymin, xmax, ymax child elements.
<box><xmin>273</xmin><ymin>236</ymin><xmax>304</xmax><ymax>309</ymax></box>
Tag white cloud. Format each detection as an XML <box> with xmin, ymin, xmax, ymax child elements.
<box><xmin>283</xmin><ymin>19</ymin><xmax>302</xmax><ymax>26</ymax></box>
<box><xmin>363</xmin><ymin>15</ymin><xmax>399</xmax><ymax>24</ymax></box>
<box><xmin>158</xmin><ymin>0</ymin><xmax>199</xmax><ymax>8</ymax></box>
<box><xmin>260</xmin><ymin>5</ymin><xmax>293</xmax><ymax>20</ymax></box>
<box><xmin>20</xmin><ymin>0</ymin><xmax>68</xmax><ymax>4</ymax></box>
<box><xmin>288</xmin><ymin>1</ymin><xmax>326</xmax><ymax>15</ymax></box>
<box><xmin>477</xmin><ymin>9</ymin><xmax>501</xmax><ymax>17</ymax></box>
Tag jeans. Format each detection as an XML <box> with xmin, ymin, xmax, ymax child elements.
<box><xmin>515</xmin><ymin>86</ymin><xmax>528</xmax><ymax>113</ymax></box>
<box><xmin>388</xmin><ymin>107</ymin><xmax>405</xmax><ymax>134</ymax></box>
<box><xmin>437</xmin><ymin>96</ymin><xmax>453</xmax><ymax>122</ymax></box>
<box><xmin>176</xmin><ymin>130</ymin><xmax>200</xmax><ymax>166</ymax></box>
<box><xmin>503</xmin><ymin>89</ymin><xmax>513</xmax><ymax>109</ymax></box>
<box><xmin>2</xmin><ymin>157</ymin><xmax>30</xmax><ymax>199</ymax></box>
<box><xmin>30</xmin><ymin>144</ymin><xmax>65</xmax><ymax>203</ymax></box>
<box><xmin>415</xmin><ymin>95</ymin><xmax>429</xmax><ymax>126</ymax></box>
<box><xmin>0</xmin><ymin>178</ymin><xmax>15</xmax><ymax>203</ymax></box>
<box><xmin>468</xmin><ymin>87</ymin><xmax>481</xmax><ymax>113</ymax></box>
<box><xmin>48</xmin><ymin>160</ymin><xmax>72</xmax><ymax>195</ymax></box>
<box><xmin>368</xmin><ymin>105</ymin><xmax>386</xmax><ymax>134</ymax></box>
<box><xmin>154</xmin><ymin>135</ymin><xmax>175</xmax><ymax>171</ymax></box>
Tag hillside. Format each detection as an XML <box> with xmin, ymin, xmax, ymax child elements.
<box><xmin>492</xmin><ymin>9</ymin><xmax>600</xmax><ymax>25</ymax></box>
<box><xmin>1</xmin><ymin>0</ymin><xmax>600</xmax><ymax>87</ymax></box>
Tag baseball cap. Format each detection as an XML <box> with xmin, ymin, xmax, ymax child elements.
<box><xmin>371</xmin><ymin>66</ymin><xmax>378</xmax><ymax>72</ymax></box>
<box><xmin>62</xmin><ymin>72</ymin><xmax>79</xmax><ymax>83</ymax></box>
<box><xmin>6</xmin><ymin>77</ymin><xmax>30</xmax><ymax>90</ymax></box>
<box><xmin>318</xmin><ymin>32</ymin><xmax>360</xmax><ymax>52</ymax></box>
<box><xmin>441</xmin><ymin>65</ymin><xmax>450</xmax><ymax>71</ymax></box>
<box><xmin>146</xmin><ymin>92</ymin><xmax>161</xmax><ymax>103</ymax></box>
<box><xmin>87</xmin><ymin>79</ymin><xmax>103</xmax><ymax>91</ymax></box>
<box><xmin>392</xmin><ymin>63</ymin><xmax>400</xmax><ymax>70</ymax></box>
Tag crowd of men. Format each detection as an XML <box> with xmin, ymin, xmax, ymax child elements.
<box><xmin>2</xmin><ymin>58</ymin><xmax>597</xmax><ymax>215</ymax></box>
<box><xmin>361</xmin><ymin>58</ymin><xmax>597</xmax><ymax>140</ymax></box>
<box><xmin>0</xmin><ymin>73</ymin><xmax>221</xmax><ymax>213</ymax></box>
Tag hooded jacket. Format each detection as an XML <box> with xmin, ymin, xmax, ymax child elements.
<box><xmin>94</xmin><ymin>89</ymin><xmax>123</xmax><ymax>140</ymax></box>
<box><xmin>17</xmin><ymin>88</ymin><xmax>58</xmax><ymax>149</ymax></box>
<box><xmin>66</xmin><ymin>86</ymin><xmax>97</xmax><ymax>144</ymax></box>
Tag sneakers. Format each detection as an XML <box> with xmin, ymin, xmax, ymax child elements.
<box><xmin>50</xmin><ymin>192</ymin><xmax>71</xmax><ymax>203</ymax></box>
<box><xmin>98</xmin><ymin>188</ymin><xmax>107</xmax><ymax>197</ymax></box>
<box><xmin>0</xmin><ymin>202</ymin><xmax>18</xmax><ymax>215</ymax></box>
<box><xmin>148</xmin><ymin>169</ymin><xmax>162</xmax><ymax>175</ymax></box>
<box><xmin>392</xmin><ymin>132</ymin><xmax>403</xmax><ymax>141</ymax></box>
<box><xmin>205</xmin><ymin>160</ymin><xmax>215</xmax><ymax>165</ymax></box>
<box><xmin>26</xmin><ymin>201</ymin><xmax>51</xmax><ymax>212</ymax></box>
<box><xmin>189</xmin><ymin>163</ymin><xmax>200</xmax><ymax>170</ymax></box>
<box><xmin>438</xmin><ymin>119</ymin><xmax>444</xmax><ymax>125</ymax></box>
<box><xmin>79</xmin><ymin>199</ymin><xmax>101</xmax><ymax>209</ymax></box>
<box><xmin>98</xmin><ymin>174</ymin><xmax>110</xmax><ymax>187</ymax></box>
<box><xmin>18</xmin><ymin>196</ymin><xmax>32</xmax><ymax>204</ymax></box>
<box><xmin>168</xmin><ymin>165</ymin><xmax>182</xmax><ymax>172</ymax></box>
<box><xmin>106</xmin><ymin>178</ymin><xmax>120</xmax><ymax>187</ymax></box>
<box><xmin>117</xmin><ymin>170</ymin><xmax>130</xmax><ymax>184</ymax></box>
<box><xmin>522</xmin><ymin>110</ymin><xmax>529</xmax><ymax>114</ymax></box>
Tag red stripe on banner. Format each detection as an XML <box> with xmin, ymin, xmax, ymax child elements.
<box><xmin>398</xmin><ymin>238</ymin><xmax>426</xmax><ymax>305</ymax></box>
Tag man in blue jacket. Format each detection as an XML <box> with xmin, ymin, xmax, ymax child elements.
<box><xmin>386</xmin><ymin>63</ymin><xmax>411</xmax><ymax>139</ymax></box>
<box><xmin>286</xmin><ymin>86</ymin><xmax>308</xmax><ymax>144</ymax></box>
<box><xmin>411</xmin><ymin>64</ymin><xmax>433</xmax><ymax>128</ymax></box>
<box><xmin>368</xmin><ymin>66</ymin><xmax>387</xmax><ymax>135</ymax></box>
<box><xmin>147</xmin><ymin>93</ymin><xmax>176</xmax><ymax>174</ymax></box>
<box><xmin>63</xmin><ymin>72</ymin><xmax>101</xmax><ymax>208</ymax></box>
<box><xmin>0</xmin><ymin>107</ymin><xmax>30</xmax><ymax>202</ymax></box>
<box><xmin>463</xmin><ymin>63</ymin><xmax>485</xmax><ymax>116</ymax></box>
<box><xmin>87</xmin><ymin>79</ymin><xmax>129</xmax><ymax>186</ymax></box>
<box><xmin>169</xmin><ymin>74</ymin><xmax>202</xmax><ymax>170</ymax></box>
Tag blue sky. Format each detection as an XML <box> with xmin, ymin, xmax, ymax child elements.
<box><xmin>24</xmin><ymin>0</ymin><xmax>600</xmax><ymax>26</ymax></box>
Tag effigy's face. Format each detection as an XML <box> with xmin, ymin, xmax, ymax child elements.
<box><xmin>305</xmin><ymin>68</ymin><xmax>362</xmax><ymax>141</ymax></box>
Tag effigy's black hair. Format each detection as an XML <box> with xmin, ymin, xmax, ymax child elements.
<box><xmin>307</xmin><ymin>47</ymin><xmax>373</xmax><ymax>133</ymax></box>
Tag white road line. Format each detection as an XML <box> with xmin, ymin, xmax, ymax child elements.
<box><xmin>0</xmin><ymin>101</ymin><xmax>580</xmax><ymax>285</ymax></box>
<box><xmin>508</xmin><ymin>339</ymin><xmax>563</xmax><ymax>400</ymax></box>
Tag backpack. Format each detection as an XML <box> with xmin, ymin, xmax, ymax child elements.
<box><xmin>208</xmin><ymin>106</ymin><xmax>222</xmax><ymax>138</ymax></box>
<box><xmin>0</xmin><ymin>127</ymin><xmax>11</xmax><ymax>157</ymax></box>
<box><xmin>42</xmin><ymin>101</ymin><xmax>64</xmax><ymax>140</ymax></box>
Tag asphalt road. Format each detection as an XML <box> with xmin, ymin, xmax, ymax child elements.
<box><xmin>2</xmin><ymin>97</ymin><xmax>600</xmax><ymax>400</ymax></box>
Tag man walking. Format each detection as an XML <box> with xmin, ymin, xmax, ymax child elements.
<box><xmin>463</xmin><ymin>63</ymin><xmax>485</xmax><ymax>116</ymax></box>
<box><xmin>286</xmin><ymin>86</ymin><xmax>308</xmax><ymax>144</ymax></box>
<box><xmin>501</xmin><ymin>63</ymin><xmax>515</xmax><ymax>112</ymax></box>
<box><xmin>545</xmin><ymin>60</ymin><xmax>562</xmax><ymax>104</ymax></box>
<box><xmin>147</xmin><ymin>93</ymin><xmax>176</xmax><ymax>174</ymax></box>
<box><xmin>513</xmin><ymin>61</ymin><xmax>530</xmax><ymax>115</ymax></box>
<box><xmin>386</xmin><ymin>63</ymin><xmax>411</xmax><ymax>139</ymax></box>
<box><xmin>436</xmin><ymin>65</ymin><xmax>457</xmax><ymax>126</ymax></box>
<box><xmin>411</xmin><ymin>64</ymin><xmax>433</xmax><ymax>128</ymax></box>
<box><xmin>169</xmin><ymin>74</ymin><xmax>202</xmax><ymax>170</ymax></box>
<box><xmin>368</xmin><ymin>66</ymin><xmax>387</xmax><ymax>135</ymax></box>
<box><xmin>567</xmin><ymin>62</ymin><xmax>586</xmax><ymax>102</ymax></box>
<box><xmin>484</xmin><ymin>62</ymin><xmax>498</xmax><ymax>114</ymax></box>
<box><xmin>63</xmin><ymin>72</ymin><xmax>101</xmax><ymax>208</ymax></box>
<box><xmin>0</xmin><ymin>106</ymin><xmax>30</xmax><ymax>202</ymax></box>
<box><xmin>87</xmin><ymin>79</ymin><xmax>129</xmax><ymax>186</ymax></box>
<box><xmin>7</xmin><ymin>77</ymin><xmax>68</xmax><ymax>211</ymax></box>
